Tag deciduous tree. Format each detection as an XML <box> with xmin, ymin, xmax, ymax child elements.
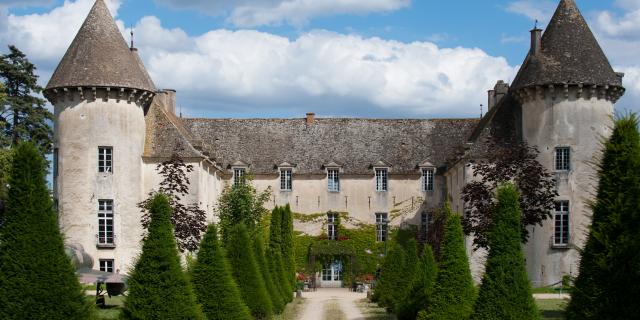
<box><xmin>217</xmin><ymin>176</ymin><xmax>271</xmax><ymax>242</ymax></box>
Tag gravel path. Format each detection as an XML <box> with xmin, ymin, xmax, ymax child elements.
<box><xmin>297</xmin><ymin>288</ymin><xmax>367</xmax><ymax>320</ymax></box>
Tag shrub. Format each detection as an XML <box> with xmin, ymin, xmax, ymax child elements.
<box><xmin>191</xmin><ymin>224</ymin><xmax>251</xmax><ymax>320</ymax></box>
<box><xmin>226</xmin><ymin>223</ymin><xmax>274</xmax><ymax>319</ymax></box>
<box><xmin>253</xmin><ymin>232</ymin><xmax>285</xmax><ymax>313</ymax></box>
<box><xmin>471</xmin><ymin>184</ymin><xmax>539</xmax><ymax>319</ymax></box>
<box><xmin>425</xmin><ymin>204</ymin><xmax>476</xmax><ymax>320</ymax></box>
<box><xmin>281</xmin><ymin>204</ymin><xmax>296</xmax><ymax>289</ymax></box>
<box><xmin>374</xmin><ymin>238</ymin><xmax>417</xmax><ymax>313</ymax></box>
<box><xmin>122</xmin><ymin>194</ymin><xmax>203</xmax><ymax>319</ymax></box>
<box><xmin>397</xmin><ymin>246</ymin><xmax>438</xmax><ymax>320</ymax></box>
<box><xmin>269</xmin><ymin>207</ymin><xmax>292</xmax><ymax>302</ymax></box>
<box><xmin>566</xmin><ymin>115</ymin><xmax>640</xmax><ymax>319</ymax></box>
<box><xmin>0</xmin><ymin>143</ymin><xmax>92</xmax><ymax>319</ymax></box>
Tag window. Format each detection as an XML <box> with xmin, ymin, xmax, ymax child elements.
<box><xmin>98</xmin><ymin>200</ymin><xmax>114</xmax><ymax>247</ymax></box>
<box><xmin>375</xmin><ymin>168</ymin><xmax>388</xmax><ymax>192</ymax></box>
<box><xmin>99</xmin><ymin>259</ymin><xmax>114</xmax><ymax>273</ymax></box>
<box><xmin>233</xmin><ymin>168</ymin><xmax>246</xmax><ymax>185</ymax></box>
<box><xmin>98</xmin><ymin>147</ymin><xmax>113</xmax><ymax>173</ymax></box>
<box><xmin>554</xmin><ymin>201</ymin><xmax>570</xmax><ymax>246</ymax></box>
<box><xmin>422</xmin><ymin>168</ymin><xmax>435</xmax><ymax>192</ymax></box>
<box><xmin>555</xmin><ymin>147</ymin><xmax>570</xmax><ymax>171</ymax></box>
<box><xmin>327</xmin><ymin>169</ymin><xmax>340</xmax><ymax>192</ymax></box>
<box><xmin>421</xmin><ymin>211</ymin><xmax>430</xmax><ymax>240</ymax></box>
<box><xmin>280</xmin><ymin>169</ymin><xmax>292</xmax><ymax>191</ymax></box>
<box><xmin>376</xmin><ymin>213</ymin><xmax>388</xmax><ymax>242</ymax></box>
<box><xmin>327</xmin><ymin>212</ymin><xmax>338</xmax><ymax>240</ymax></box>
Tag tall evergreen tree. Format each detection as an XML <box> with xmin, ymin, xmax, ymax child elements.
<box><xmin>226</xmin><ymin>223</ymin><xmax>274</xmax><ymax>319</ymax></box>
<box><xmin>0</xmin><ymin>46</ymin><xmax>53</xmax><ymax>154</ymax></box>
<box><xmin>374</xmin><ymin>238</ymin><xmax>418</xmax><ymax>313</ymax></box>
<box><xmin>0</xmin><ymin>143</ymin><xmax>91</xmax><ymax>319</ymax></box>
<box><xmin>397</xmin><ymin>246</ymin><xmax>438</xmax><ymax>320</ymax></box>
<box><xmin>191</xmin><ymin>224</ymin><xmax>251</xmax><ymax>320</ymax></box>
<box><xmin>471</xmin><ymin>184</ymin><xmax>539</xmax><ymax>320</ymax></box>
<box><xmin>269</xmin><ymin>206</ymin><xmax>292</xmax><ymax>302</ymax></box>
<box><xmin>566</xmin><ymin>115</ymin><xmax>640</xmax><ymax>319</ymax></box>
<box><xmin>122</xmin><ymin>194</ymin><xmax>203</xmax><ymax>320</ymax></box>
<box><xmin>254</xmin><ymin>232</ymin><xmax>285</xmax><ymax>313</ymax></box>
<box><xmin>425</xmin><ymin>204</ymin><xmax>476</xmax><ymax>320</ymax></box>
<box><xmin>281</xmin><ymin>204</ymin><xmax>296</xmax><ymax>289</ymax></box>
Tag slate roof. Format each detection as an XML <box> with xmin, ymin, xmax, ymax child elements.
<box><xmin>45</xmin><ymin>0</ymin><xmax>156</xmax><ymax>92</ymax></box>
<box><xmin>182</xmin><ymin>118</ymin><xmax>479</xmax><ymax>175</ymax></box>
<box><xmin>144</xmin><ymin>102</ymin><xmax>204</xmax><ymax>159</ymax></box>
<box><xmin>511</xmin><ymin>0</ymin><xmax>622</xmax><ymax>90</ymax></box>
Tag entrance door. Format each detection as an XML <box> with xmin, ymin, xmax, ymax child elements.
<box><xmin>321</xmin><ymin>260</ymin><xmax>343</xmax><ymax>288</ymax></box>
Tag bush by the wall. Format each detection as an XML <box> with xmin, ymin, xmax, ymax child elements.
<box><xmin>0</xmin><ymin>143</ymin><xmax>92</xmax><ymax>320</ymax></box>
<box><xmin>122</xmin><ymin>194</ymin><xmax>203</xmax><ymax>319</ymax></box>
<box><xmin>191</xmin><ymin>224</ymin><xmax>251</xmax><ymax>320</ymax></box>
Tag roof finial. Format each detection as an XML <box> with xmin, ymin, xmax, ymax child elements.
<box><xmin>130</xmin><ymin>24</ymin><xmax>134</xmax><ymax>49</ymax></box>
<box><xmin>534</xmin><ymin>19</ymin><xmax>539</xmax><ymax>30</ymax></box>
<box><xmin>480</xmin><ymin>104</ymin><xmax>484</xmax><ymax>118</ymax></box>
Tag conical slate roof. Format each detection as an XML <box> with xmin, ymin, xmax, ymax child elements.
<box><xmin>512</xmin><ymin>0</ymin><xmax>622</xmax><ymax>90</ymax></box>
<box><xmin>45</xmin><ymin>0</ymin><xmax>156</xmax><ymax>92</ymax></box>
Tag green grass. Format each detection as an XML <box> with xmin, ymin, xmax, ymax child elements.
<box><xmin>356</xmin><ymin>299</ymin><xmax>393</xmax><ymax>320</ymax></box>
<box><xmin>274</xmin><ymin>297</ymin><xmax>307</xmax><ymax>320</ymax></box>
<box><xmin>532</xmin><ymin>287</ymin><xmax>571</xmax><ymax>294</ymax></box>
<box><xmin>90</xmin><ymin>295</ymin><xmax>125</xmax><ymax>320</ymax></box>
<box><xmin>536</xmin><ymin>299</ymin><xmax>566</xmax><ymax>320</ymax></box>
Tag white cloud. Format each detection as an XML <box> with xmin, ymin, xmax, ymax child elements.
<box><xmin>505</xmin><ymin>0</ymin><xmax>555</xmax><ymax>24</ymax></box>
<box><xmin>0</xmin><ymin>0</ymin><xmax>54</xmax><ymax>8</ymax></box>
<box><xmin>155</xmin><ymin>0</ymin><xmax>411</xmax><ymax>27</ymax></box>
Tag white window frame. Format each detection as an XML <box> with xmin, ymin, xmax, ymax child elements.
<box><xmin>554</xmin><ymin>201</ymin><xmax>570</xmax><ymax>246</ymax></box>
<box><xmin>375</xmin><ymin>168</ymin><xmax>388</xmax><ymax>192</ymax></box>
<box><xmin>98</xmin><ymin>147</ymin><xmax>113</xmax><ymax>173</ymax></box>
<box><xmin>280</xmin><ymin>168</ymin><xmax>293</xmax><ymax>191</ymax></box>
<box><xmin>327</xmin><ymin>212</ymin><xmax>338</xmax><ymax>240</ymax></box>
<box><xmin>233</xmin><ymin>167</ymin><xmax>246</xmax><ymax>186</ymax></box>
<box><xmin>99</xmin><ymin>259</ymin><xmax>115</xmax><ymax>273</ymax></box>
<box><xmin>97</xmin><ymin>200</ymin><xmax>114</xmax><ymax>247</ymax></box>
<box><xmin>375</xmin><ymin>213</ymin><xmax>388</xmax><ymax>242</ymax></box>
<box><xmin>555</xmin><ymin>147</ymin><xmax>571</xmax><ymax>172</ymax></box>
<box><xmin>327</xmin><ymin>168</ymin><xmax>340</xmax><ymax>192</ymax></box>
<box><xmin>421</xmin><ymin>168</ymin><xmax>435</xmax><ymax>192</ymax></box>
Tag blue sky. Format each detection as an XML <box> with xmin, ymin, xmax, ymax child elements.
<box><xmin>2</xmin><ymin>0</ymin><xmax>640</xmax><ymax>118</ymax></box>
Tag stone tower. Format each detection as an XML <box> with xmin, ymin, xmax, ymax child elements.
<box><xmin>512</xmin><ymin>0</ymin><xmax>625</xmax><ymax>286</ymax></box>
<box><xmin>44</xmin><ymin>0</ymin><xmax>156</xmax><ymax>273</ymax></box>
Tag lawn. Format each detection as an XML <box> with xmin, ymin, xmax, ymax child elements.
<box><xmin>537</xmin><ymin>299</ymin><xmax>566</xmax><ymax>320</ymax></box>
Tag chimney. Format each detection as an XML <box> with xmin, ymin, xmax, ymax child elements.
<box><xmin>158</xmin><ymin>89</ymin><xmax>177</xmax><ymax>115</ymax></box>
<box><xmin>530</xmin><ymin>28</ymin><xmax>542</xmax><ymax>56</ymax></box>
<box><xmin>488</xmin><ymin>80</ymin><xmax>509</xmax><ymax>110</ymax></box>
<box><xmin>306</xmin><ymin>112</ymin><xmax>315</xmax><ymax>125</ymax></box>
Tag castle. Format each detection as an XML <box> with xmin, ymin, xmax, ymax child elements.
<box><xmin>45</xmin><ymin>0</ymin><xmax>625</xmax><ymax>287</ymax></box>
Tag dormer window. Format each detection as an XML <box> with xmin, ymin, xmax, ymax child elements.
<box><xmin>421</xmin><ymin>168</ymin><xmax>435</xmax><ymax>192</ymax></box>
<box><xmin>233</xmin><ymin>167</ymin><xmax>246</xmax><ymax>185</ymax></box>
<box><xmin>375</xmin><ymin>168</ymin><xmax>388</xmax><ymax>192</ymax></box>
<box><xmin>280</xmin><ymin>168</ymin><xmax>293</xmax><ymax>191</ymax></box>
<box><xmin>327</xmin><ymin>168</ymin><xmax>340</xmax><ymax>192</ymax></box>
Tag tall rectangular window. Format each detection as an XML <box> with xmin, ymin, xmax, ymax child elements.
<box><xmin>98</xmin><ymin>147</ymin><xmax>113</xmax><ymax>173</ymax></box>
<box><xmin>422</xmin><ymin>168</ymin><xmax>435</xmax><ymax>192</ymax></box>
<box><xmin>327</xmin><ymin>169</ymin><xmax>340</xmax><ymax>192</ymax></box>
<box><xmin>421</xmin><ymin>211</ymin><xmax>429</xmax><ymax>240</ymax></box>
<box><xmin>376</xmin><ymin>213</ymin><xmax>388</xmax><ymax>242</ymax></box>
<box><xmin>99</xmin><ymin>259</ymin><xmax>114</xmax><ymax>273</ymax></box>
<box><xmin>375</xmin><ymin>168</ymin><xmax>388</xmax><ymax>192</ymax></box>
<box><xmin>98</xmin><ymin>200</ymin><xmax>114</xmax><ymax>247</ymax></box>
<box><xmin>280</xmin><ymin>169</ymin><xmax>292</xmax><ymax>191</ymax></box>
<box><xmin>327</xmin><ymin>212</ymin><xmax>338</xmax><ymax>240</ymax></box>
<box><xmin>554</xmin><ymin>201</ymin><xmax>570</xmax><ymax>246</ymax></box>
<box><xmin>555</xmin><ymin>147</ymin><xmax>570</xmax><ymax>171</ymax></box>
<box><xmin>233</xmin><ymin>168</ymin><xmax>246</xmax><ymax>185</ymax></box>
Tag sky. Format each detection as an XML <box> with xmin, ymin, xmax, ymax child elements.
<box><xmin>1</xmin><ymin>0</ymin><xmax>640</xmax><ymax>119</ymax></box>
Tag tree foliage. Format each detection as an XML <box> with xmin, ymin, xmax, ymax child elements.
<box><xmin>566</xmin><ymin>115</ymin><xmax>640</xmax><ymax>319</ymax></box>
<box><xmin>0</xmin><ymin>143</ymin><xmax>91</xmax><ymax>319</ymax></box>
<box><xmin>0</xmin><ymin>46</ymin><xmax>52</xmax><ymax>154</ymax></box>
<box><xmin>374</xmin><ymin>237</ymin><xmax>418</xmax><ymax>313</ymax></box>
<box><xmin>281</xmin><ymin>204</ymin><xmax>296</xmax><ymax>289</ymax></box>
<box><xmin>123</xmin><ymin>194</ymin><xmax>203</xmax><ymax>320</ymax></box>
<box><xmin>139</xmin><ymin>153</ymin><xmax>206</xmax><ymax>252</ymax></box>
<box><xmin>0</xmin><ymin>147</ymin><xmax>12</xmax><ymax>225</ymax></box>
<box><xmin>425</xmin><ymin>204</ymin><xmax>476</xmax><ymax>320</ymax></box>
<box><xmin>191</xmin><ymin>224</ymin><xmax>251</xmax><ymax>320</ymax></box>
<box><xmin>269</xmin><ymin>206</ymin><xmax>293</xmax><ymax>302</ymax></box>
<box><xmin>471</xmin><ymin>184</ymin><xmax>539</xmax><ymax>320</ymax></box>
<box><xmin>397</xmin><ymin>246</ymin><xmax>438</xmax><ymax>320</ymax></box>
<box><xmin>217</xmin><ymin>176</ymin><xmax>271</xmax><ymax>242</ymax></box>
<box><xmin>253</xmin><ymin>232</ymin><xmax>285</xmax><ymax>313</ymax></box>
<box><xmin>226</xmin><ymin>223</ymin><xmax>274</xmax><ymax>319</ymax></box>
<box><xmin>462</xmin><ymin>135</ymin><xmax>557</xmax><ymax>249</ymax></box>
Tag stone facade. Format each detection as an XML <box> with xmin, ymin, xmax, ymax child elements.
<box><xmin>46</xmin><ymin>0</ymin><xmax>625</xmax><ymax>286</ymax></box>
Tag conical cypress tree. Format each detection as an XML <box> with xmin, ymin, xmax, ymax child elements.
<box><xmin>397</xmin><ymin>246</ymin><xmax>438</xmax><ymax>320</ymax></box>
<box><xmin>281</xmin><ymin>204</ymin><xmax>296</xmax><ymax>290</ymax></box>
<box><xmin>471</xmin><ymin>184</ymin><xmax>539</xmax><ymax>319</ymax></box>
<box><xmin>425</xmin><ymin>204</ymin><xmax>476</xmax><ymax>320</ymax></box>
<box><xmin>0</xmin><ymin>143</ymin><xmax>92</xmax><ymax>320</ymax></box>
<box><xmin>269</xmin><ymin>206</ymin><xmax>292</xmax><ymax>302</ymax></box>
<box><xmin>567</xmin><ymin>115</ymin><xmax>640</xmax><ymax>319</ymax></box>
<box><xmin>253</xmin><ymin>232</ymin><xmax>285</xmax><ymax>313</ymax></box>
<box><xmin>374</xmin><ymin>242</ymin><xmax>408</xmax><ymax>311</ymax></box>
<box><xmin>191</xmin><ymin>224</ymin><xmax>251</xmax><ymax>320</ymax></box>
<box><xmin>122</xmin><ymin>194</ymin><xmax>203</xmax><ymax>319</ymax></box>
<box><xmin>226</xmin><ymin>223</ymin><xmax>274</xmax><ymax>319</ymax></box>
